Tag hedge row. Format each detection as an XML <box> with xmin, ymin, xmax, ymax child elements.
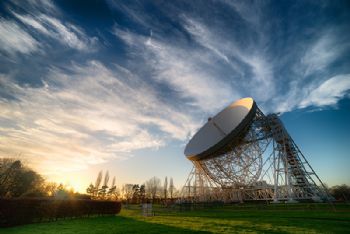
<box><xmin>0</xmin><ymin>198</ymin><xmax>121</xmax><ymax>227</ymax></box>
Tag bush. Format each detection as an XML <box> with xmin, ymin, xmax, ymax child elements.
<box><xmin>0</xmin><ymin>198</ymin><xmax>121</xmax><ymax>227</ymax></box>
<box><xmin>330</xmin><ymin>184</ymin><xmax>350</xmax><ymax>202</ymax></box>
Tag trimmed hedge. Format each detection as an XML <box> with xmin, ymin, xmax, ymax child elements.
<box><xmin>0</xmin><ymin>198</ymin><xmax>121</xmax><ymax>227</ymax></box>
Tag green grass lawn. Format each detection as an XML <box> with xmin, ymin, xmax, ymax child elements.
<box><xmin>1</xmin><ymin>203</ymin><xmax>349</xmax><ymax>234</ymax></box>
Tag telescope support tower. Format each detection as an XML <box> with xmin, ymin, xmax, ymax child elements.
<box><xmin>182</xmin><ymin>107</ymin><xmax>332</xmax><ymax>202</ymax></box>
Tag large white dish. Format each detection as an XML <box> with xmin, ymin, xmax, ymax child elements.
<box><xmin>185</xmin><ymin>97</ymin><xmax>256</xmax><ymax>161</ymax></box>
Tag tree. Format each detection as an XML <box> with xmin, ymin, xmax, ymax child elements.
<box><xmin>0</xmin><ymin>158</ymin><xmax>44</xmax><ymax>198</ymax></box>
<box><xmin>108</xmin><ymin>176</ymin><xmax>117</xmax><ymax>200</ymax></box>
<box><xmin>99</xmin><ymin>171</ymin><xmax>109</xmax><ymax>198</ymax></box>
<box><xmin>132</xmin><ymin>184</ymin><xmax>140</xmax><ymax>203</ymax></box>
<box><xmin>163</xmin><ymin>176</ymin><xmax>168</xmax><ymax>200</ymax></box>
<box><xmin>145</xmin><ymin>176</ymin><xmax>161</xmax><ymax>202</ymax></box>
<box><xmin>139</xmin><ymin>184</ymin><xmax>146</xmax><ymax>202</ymax></box>
<box><xmin>44</xmin><ymin>182</ymin><xmax>58</xmax><ymax>197</ymax></box>
<box><xmin>88</xmin><ymin>173</ymin><xmax>119</xmax><ymax>200</ymax></box>
<box><xmin>54</xmin><ymin>183</ymin><xmax>72</xmax><ymax>199</ymax></box>
<box><xmin>330</xmin><ymin>184</ymin><xmax>350</xmax><ymax>202</ymax></box>
<box><xmin>122</xmin><ymin>184</ymin><xmax>134</xmax><ymax>202</ymax></box>
<box><xmin>94</xmin><ymin>170</ymin><xmax>103</xmax><ymax>197</ymax></box>
<box><xmin>86</xmin><ymin>183</ymin><xmax>95</xmax><ymax>197</ymax></box>
<box><xmin>169</xmin><ymin>177</ymin><xmax>174</xmax><ymax>199</ymax></box>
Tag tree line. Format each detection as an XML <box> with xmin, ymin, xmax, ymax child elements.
<box><xmin>0</xmin><ymin>158</ymin><xmax>86</xmax><ymax>199</ymax></box>
<box><xmin>86</xmin><ymin>171</ymin><xmax>178</xmax><ymax>203</ymax></box>
<box><xmin>2</xmin><ymin>158</ymin><xmax>350</xmax><ymax>203</ymax></box>
<box><xmin>86</xmin><ymin>170</ymin><xmax>118</xmax><ymax>200</ymax></box>
<box><xmin>0</xmin><ymin>158</ymin><xmax>121</xmax><ymax>227</ymax></box>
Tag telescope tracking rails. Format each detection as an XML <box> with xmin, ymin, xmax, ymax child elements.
<box><xmin>182</xmin><ymin>97</ymin><xmax>332</xmax><ymax>203</ymax></box>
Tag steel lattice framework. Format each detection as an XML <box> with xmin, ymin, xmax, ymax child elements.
<box><xmin>182</xmin><ymin>106</ymin><xmax>332</xmax><ymax>202</ymax></box>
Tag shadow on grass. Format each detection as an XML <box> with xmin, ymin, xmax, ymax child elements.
<box><xmin>151</xmin><ymin>209</ymin><xmax>350</xmax><ymax>233</ymax></box>
<box><xmin>1</xmin><ymin>206</ymin><xmax>350</xmax><ymax>234</ymax></box>
<box><xmin>0</xmin><ymin>215</ymin><xmax>210</xmax><ymax>234</ymax></box>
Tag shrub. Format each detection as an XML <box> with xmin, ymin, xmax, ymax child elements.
<box><xmin>0</xmin><ymin>198</ymin><xmax>121</xmax><ymax>227</ymax></box>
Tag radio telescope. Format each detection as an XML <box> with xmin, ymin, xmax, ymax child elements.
<box><xmin>182</xmin><ymin>97</ymin><xmax>332</xmax><ymax>202</ymax></box>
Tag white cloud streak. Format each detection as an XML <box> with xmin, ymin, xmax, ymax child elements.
<box><xmin>12</xmin><ymin>12</ymin><xmax>49</xmax><ymax>35</ymax></box>
<box><xmin>300</xmin><ymin>74</ymin><xmax>350</xmax><ymax>108</ymax></box>
<box><xmin>273</xmin><ymin>30</ymin><xmax>350</xmax><ymax>113</ymax></box>
<box><xmin>146</xmin><ymin>38</ymin><xmax>235</xmax><ymax>113</ymax></box>
<box><xmin>10</xmin><ymin>0</ymin><xmax>58</xmax><ymax>14</ymax></box>
<box><xmin>221</xmin><ymin>0</ymin><xmax>264</xmax><ymax>28</ymax></box>
<box><xmin>12</xmin><ymin>11</ymin><xmax>97</xmax><ymax>51</ymax></box>
<box><xmin>182</xmin><ymin>17</ymin><xmax>274</xmax><ymax>102</ymax></box>
<box><xmin>0</xmin><ymin>18</ymin><xmax>39</xmax><ymax>55</ymax></box>
<box><xmin>40</xmin><ymin>15</ymin><xmax>97</xmax><ymax>51</ymax></box>
<box><xmin>301</xmin><ymin>31</ymin><xmax>349</xmax><ymax>76</ymax></box>
<box><xmin>114</xmin><ymin>26</ymin><xmax>236</xmax><ymax>114</ymax></box>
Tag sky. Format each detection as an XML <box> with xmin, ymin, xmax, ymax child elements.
<box><xmin>0</xmin><ymin>0</ymin><xmax>349</xmax><ymax>193</ymax></box>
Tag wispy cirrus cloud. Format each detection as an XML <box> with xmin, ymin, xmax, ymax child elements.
<box><xmin>12</xmin><ymin>11</ymin><xmax>97</xmax><ymax>51</ymax></box>
<box><xmin>113</xmin><ymin>26</ymin><xmax>236</xmax><ymax>114</ymax></box>
<box><xmin>272</xmin><ymin>28</ymin><xmax>350</xmax><ymax>113</ymax></box>
<box><xmin>9</xmin><ymin>0</ymin><xmax>58</xmax><ymax>14</ymax></box>
<box><xmin>112</xmin><ymin>13</ymin><xmax>274</xmax><ymax>114</ymax></box>
<box><xmin>111</xmin><ymin>1</ymin><xmax>350</xmax><ymax>116</ymax></box>
<box><xmin>144</xmin><ymin>34</ymin><xmax>236</xmax><ymax>113</ymax></box>
<box><xmin>220</xmin><ymin>0</ymin><xmax>265</xmax><ymax>28</ymax></box>
<box><xmin>12</xmin><ymin>12</ymin><xmax>50</xmax><ymax>34</ymax></box>
<box><xmin>182</xmin><ymin>17</ymin><xmax>274</xmax><ymax>102</ymax></box>
<box><xmin>2</xmin><ymin>0</ymin><xmax>98</xmax><ymax>54</ymax></box>
<box><xmin>0</xmin><ymin>18</ymin><xmax>39</xmax><ymax>55</ymax></box>
<box><xmin>0</xmin><ymin>60</ymin><xmax>197</xmax><ymax>174</ymax></box>
<box><xmin>300</xmin><ymin>74</ymin><xmax>350</xmax><ymax>108</ymax></box>
<box><xmin>301</xmin><ymin>31</ymin><xmax>349</xmax><ymax>77</ymax></box>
